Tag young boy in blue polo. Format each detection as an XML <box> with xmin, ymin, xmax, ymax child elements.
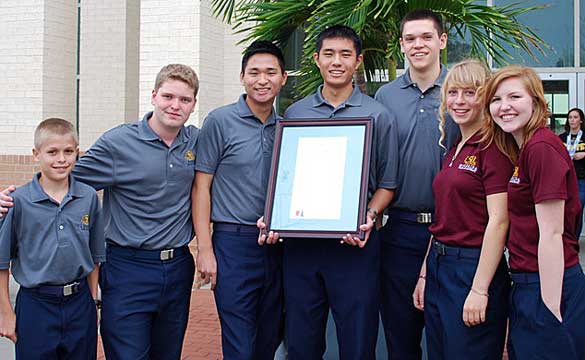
<box><xmin>0</xmin><ymin>118</ymin><xmax>105</xmax><ymax>359</ymax></box>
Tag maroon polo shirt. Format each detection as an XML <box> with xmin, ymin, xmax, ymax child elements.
<box><xmin>507</xmin><ymin>127</ymin><xmax>581</xmax><ymax>272</ymax></box>
<box><xmin>430</xmin><ymin>133</ymin><xmax>513</xmax><ymax>247</ymax></box>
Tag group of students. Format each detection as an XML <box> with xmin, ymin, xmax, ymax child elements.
<box><xmin>0</xmin><ymin>7</ymin><xmax>585</xmax><ymax>360</ymax></box>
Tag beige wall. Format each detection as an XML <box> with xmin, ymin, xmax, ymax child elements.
<box><xmin>0</xmin><ymin>0</ymin><xmax>76</xmax><ymax>155</ymax></box>
<box><xmin>79</xmin><ymin>0</ymin><xmax>140</xmax><ymax>150</ymax></box>
<box><xmin>0</xmin><ymin>0</ymin><xmax>245</xmax><ymax>158</ymax></box>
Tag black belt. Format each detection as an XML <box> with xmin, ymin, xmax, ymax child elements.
<box><xmin>389</xmin><ymin>210</ymin><xmax>433</xmax><ymax>224</ymax></box>
<box><xmin>432</xmin><ymin>240</ymin><xmax>481</xmax><ymax>259</ymax></box>
<box><xmin>25</xmin><ymin>278</ymin><xmax>87</xmax><ymax>297</ymax></box>
<box><xmin>108</xmin><ymin>244</ymin><xmax>189</xmax><ymax>261</ymax></box>
<box><xmin>213</xmin><ymin>222</ymin><xmax>258</xmax><ymax>234</ymax></box>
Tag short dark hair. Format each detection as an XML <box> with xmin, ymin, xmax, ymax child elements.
<box><xmin>565</xmin><ymin>107</ymin><xmax>585</xmax><ymax>133</ymax></box>
<box><xmin>241</xmin><ymin>40</ymin><xmax>286</xmax><ymax>73</ymax></box>
<box><xmin>400</xmin><ymin>9</ymin><xmax>444</xmax><ymax>37</ymax></box>
<box><xmin>316</xmin><ymin>24</ymin><xmax>362</xmax><ymax>57</ymax></box>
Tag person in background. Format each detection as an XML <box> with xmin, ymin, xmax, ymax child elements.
<box><xmin>485</xmin><ymin>65</ymin><xmax>585</xmax><ymax>359</ymax></box>
<box><xmin>412</xmin><ymin>60</ymin><xmax>511</xmax><ymax>359</ymax></box>
<box><xmin>559</xmin><ymin>107</ymin><xmax>585</xmax><ymax>238</ymax></box>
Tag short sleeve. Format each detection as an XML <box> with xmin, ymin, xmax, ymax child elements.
<box><xmin>195</xmin><ymin>112</ymin><xmax>225</xmax><ymax>175</ymax></box>
<box><xmin>481</xmin><ymin>145</ymin><xmax>514</xmax><ymax>195</ymax></box>
<box><xmin>375</xmin><ymin>109</ymin><xmax>399</xmax><ymax>189</ymax></box>
<box><xmin>74</xmin><ymin>133</ymin><xmax>116</xmax><ymax>190</ymax></box>
<box><xmin>0</xmin><ymin>197</ymin><xmax>18</xmax><ymax>269</ymax></box>
<box><xmin>525</xmin><ymin>142</ymin><xmax>570</xmax><ymax>203</ymax></box>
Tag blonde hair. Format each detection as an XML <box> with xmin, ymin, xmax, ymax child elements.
<box><xmin>439</xmin><ymin>59</ymin><xmax>490</xmax><ymax>149</ymax></box>
<box><xmin>154</xmin><ymin>64</ymin><xmax>199</xmax><ymax>97</ymax></box>
<box><xmin>480</xmin><ymin>65</ymin><xmax>550</xmax><ymax>163</ymax></box>
<box><xmin>34</xmin><ymin>118</ymin><xmax>78</xmax><ymax>149</ymax></box>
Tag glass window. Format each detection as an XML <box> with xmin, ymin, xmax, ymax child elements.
<box><xmin>493</xmin><ymin>0</ymin><xmax>573</xmax><ymax>67</ymax></box>
<box><xmin>543</xmin><ymin>80</ymin><xmax>570</xmax><ymax>133</ymax></box>
<box><xmin>283</xmin><ymin>28</ymin><xmax>305</xmax><ymax>71</ymax></box>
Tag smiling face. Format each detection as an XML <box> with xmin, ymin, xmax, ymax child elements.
<box><xmin>400</xmin><ymin>19</ymin><xmax>446</xmax><ymax>74</ymax></box>
<box><xmin>313</xmin><ymin>37</ymin><xmax>363</xmax><ymax>90</ymax></box>
<box><xmin>33</xmin><ymin>134</ymin><xmax>78</xmax><ymax>184</ymax></box>
<box><xmin>150</xmin><ymin>79</ymin><xmax>197</xmax><ymax>134</ymax></box>
<box><xmin>489</xmin><ymin>77</ymin><xmax>534</xmax><ymax>143</ymax></box>
<box><xmin>568</xmin><ymin>110</ymin><xmax>583</xmax><ymax>132</ymax></box>
<box><xmin>240</xmin><ymin>52</ymin><xmax>287</xmax><ymax>108</ymax></box>
<box><xmin>446</xmin><ymin>87</ymin><xmax>481</xmax><ymax>128</ymax></box>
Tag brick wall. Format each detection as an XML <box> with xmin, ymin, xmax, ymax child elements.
<box><xmin>0</xmin><ymin>155</ymin><xmax>38</xmax><ymax>190</ymax></box>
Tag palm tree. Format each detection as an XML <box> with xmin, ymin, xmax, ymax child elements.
<box><xmin>212</xmin><ymin>0</ymin><xmax>546</xmax><ymax>98</ymax></box>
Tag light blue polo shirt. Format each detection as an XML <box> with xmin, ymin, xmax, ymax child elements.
<box><xmin>375</xmin><ymin>66</ymin><xmax>460</xmax><ymax>212</ymax></box>
<box><xmin>196</xmin><ymin>95</ymin><xmax>277</xmax><ymax>225</ymax></box>
<box><xmin>72</xmin><ymin>112</ymin><xmax>199</xmax><ymax>249</ymax></box>
<box><xmin>284</xmin><ymin>85</ymin><xmax>399</xmax><ymax>198</ymax></box>
<box><xmin>0</xmin><ymin>174</ymin><xmax>105</xmax><ymax>288</ymax></box>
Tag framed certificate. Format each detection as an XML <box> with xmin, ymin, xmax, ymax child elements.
<box><xmin>263</xmin><ymin>118</ymin><xmax>372</xmax><ymax>239</ymax></box>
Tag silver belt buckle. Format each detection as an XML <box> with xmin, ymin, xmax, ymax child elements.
<box><xmin>160</xmin><ymin>249</ymin><xmax>174</xmax><ymax>261</ymax></box>
<box><xmin>416</xmin><ymin>213</ymin><xmax>432</xmax><ymax>224</ymax></box>
<box><xmin>63</xmin><ymin>282</ymin><xmax>80</xmax><ymax>296</ymax></box>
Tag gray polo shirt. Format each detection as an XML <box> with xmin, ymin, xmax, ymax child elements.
<box><xmin>196</xmin><ymin>95</ymin><xmax>277</xmax><ymax>225</ymax></box>
<box><xmin>73</xmin><ymin>112</ymin><xmax>198</xmax><ymax>249</ymax></box>
<box><xmin>284</xmin><ymin>85</ymin><xmax>399</xmax><ymax>197</ymax></box>
<box><xmin>375</xmin><ymin>67</ymin><xmax>459</xmax><ymax>212</ymax></box>
<box><xmin>0</xmin><ymin>174</ymin><xmax>105</xmax><ymax>288</ymax></box>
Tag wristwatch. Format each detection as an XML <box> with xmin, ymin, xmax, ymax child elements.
<box><xmin>94</xmin><ymin>299</ymin><xmax>102</xmax><ymax>309</ymax></box>
<box><xmin>366</xmin><ymin>207</ymin><xmax>378</xmax><ymax>221</ymax></box>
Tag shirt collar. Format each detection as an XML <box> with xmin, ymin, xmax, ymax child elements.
<box><xmin>311</xmin><ymin>85</ymin><xmax>363</xmax><ymax>108</ymax></box>
<box><xmin>138</xmin><ymin>111</ymin><xmax>188</xmax><ymax>144</ymax></box>
<box><xmin>30</xmin><ymin>173</ymin><xmax>84</xmax><ymax>203</ymax></box>
<box><xmin>237</xmin><ymin>94</ymin><xmax>278</xmax><ymax>126</ymax></box>
<box><xmin>400</xmin><ymin>64</ymin><xmax>448</xmax><ymax>89</ymax></box>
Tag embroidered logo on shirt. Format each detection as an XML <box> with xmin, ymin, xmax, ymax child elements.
<box><xmin>184</xmin><ymin>150</ymin><xmax>195</xmax><ymax>161</ymax></box>
<box><xmin>458</xmin><ymin>155</ymin><xmax>478</xmax><ymax>173</ymax></box>
<box><xmin>81</xmin><ymin>214</ymin><xmax>90</xmax><ymax>226</ymax></box>
<box><xmin>509</xmin><ymin>166</ymin><xmax>520</xmax><ymax>184</ymax></box>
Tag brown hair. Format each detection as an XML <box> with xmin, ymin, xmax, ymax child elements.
<box><xmin>480</xmin><ymin>65</ymin><xmax>549</xmax><ymax>163</ymax></box>
<box><xmin>439</xmin><ymin>59</ymin><xmax>490</xmax><ymax>149</ymax></box>
<box><xmin>564</xmin><ymin>107</ymin><xmax>585</xmax><ymax>133</ymax></box>
<box><xmin>34</xmin><ymin>118</ymin><xmax>78</xmax><ymax>149</ymax></box>
<box><xmin>154</xmin><ymin>64</ymin><xmax>199</xmax><ymax>97</ymax></box>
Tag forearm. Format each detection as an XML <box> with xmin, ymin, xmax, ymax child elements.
<box><xmin>0</xmin><ymin>270</ymin><xmax>13</xmax><ymax>315</ymax></box>
<box><xmin>367</xmin><ymin>188</ymin><xmax>394</xmax><ymax>215</ymax></box>
<box><xmin>192</xmin><ymin>179</ymin><xmax>213</xmax><ymax>252</ymax></box>
<box><xmin>538</xmin><ymin>232</ymin><xmax>564</xmax><ymax>312</ymax></box>
<box><xmin>472</xmin><ymin>219</ymin><xmax>508</xmax><ymax>293</ymax></box>
<box><xmin>87</xmin><ymin>264</ymin><xmax>99</xmax><ymax>299</ymax></box>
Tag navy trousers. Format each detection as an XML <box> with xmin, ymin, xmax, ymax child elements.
<box><xmin>15</xmin><ymin>280</ymin><xmax>97</xmax><ymax>360</ymax></box>
<box><xmin>284</xmin><ymin>230</ymin><xmax>380</xmax><ymax>360</ymax></box>
<box><xmin>99</xmin><ymin>245</ymin><xmax>195</xmax><ymax>360</ymax></box>
<box><xmin>508</xmin><ymin>264</ymin><xmax>585</xmax><ymax>360</ymax></box>
<box><xmin>424</xmin><ymin>241</ymin><xmax>509</xmax><ymax>360</ymax></box>
<box><xmin>380</xmin><ymin>215</ymin><xmax>429</xmax><ymax>359</ymax></box>
<box><xmin>212</xmin><ymin>223</ymin><xmax>284</xmax><ymax>360</ymax></box>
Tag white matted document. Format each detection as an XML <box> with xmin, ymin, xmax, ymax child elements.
<box><xmin>289</xmin><ymin>136</ymin><xmax>347</xmax><ymax>220</ymax></box>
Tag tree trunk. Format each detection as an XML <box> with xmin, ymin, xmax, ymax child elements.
<box><xmin>387</xmin><ymin>57</ymin><xmax>397</xmax><ymax>82</ymax></box>
<box><xmin>355</xmin><ymin>62</ymin><xmax>368</xmax><ymax>94</ymax></box>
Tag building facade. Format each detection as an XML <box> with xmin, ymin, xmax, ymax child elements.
<box><xmin>0</xmin><ymin>0</ymin><xmax>246</xmax><ymax>188</ymax></box>
<box><xmin>1</xmin><ymin>0</ymin><xmax>585</xmax><ymax>190</ymax></box>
